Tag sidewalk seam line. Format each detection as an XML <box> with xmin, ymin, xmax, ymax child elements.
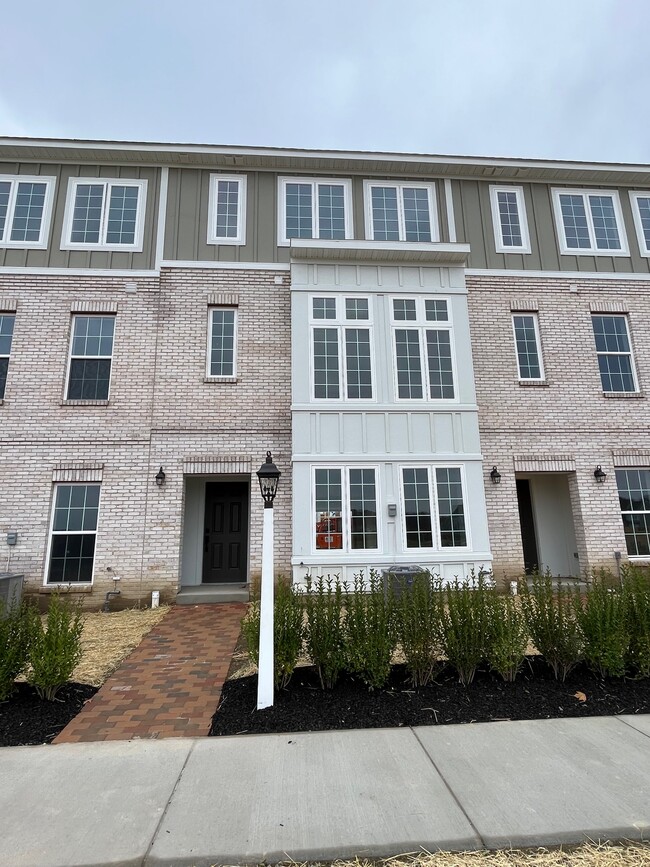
<box><xmin>614</xmin><ymin>715</ymin><xmax>650</xmax><ymax>740</ymax></box>
<box><xmin>141</xmin><ymin>739</ymin><xmax>198</xmax><ymax>867</ymax></box>
<box><xmin>410</xmin><ymin>727</ymin><xmax>486</xmax><ymax>849</ymax></box>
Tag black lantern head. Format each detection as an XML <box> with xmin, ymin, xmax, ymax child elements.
<box><xmin>594</xmin><ymin>465</ymin><xmax>606</xmax><ymax>483</ymax></box>
<box><xmin>490</xmin><ymin>465</ymin><xmax>502</xmax><ymax>484</ymax></box>
<box><xmin>155</xmin><ymin>466</ymin><xmax>166</xmax><ymax>487</ymax></box>
<box><xmin>257</xmin><ymin>451</ymin><xmax>281</xmax><ymax>507</ymax></box>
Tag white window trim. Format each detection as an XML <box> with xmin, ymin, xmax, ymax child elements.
<box><xmin>0</xmin><ymin>174</ymin><xmax>56</xmax><ymax>249</ymax></box>
<box><xmin>551</xmin><ymin>188</ymin><xmax>629</xmax><ymax>257</ymax></box>
<box><xmin>309</xmin><ymin>295</ymin><xmax>375</xmax><ymax>403</ymax></box>
<box><xmin>64</xmin><ymin>314</ymin><xmax>115</xmax><ymax>402</ymax></box>
<box><xmin>311</xmin><ymin>464</ymin><xmax>382</xmax><ymax>555</ymax></box>
<box><xmin>489</xmin><ymin>185</ymin><xmax>531</xmax><ymax>254</ymax></box>
<box><xmin>629</xmin><ymin>191</ymin><xmax>650</xmax><ymax>258</ymax></box>
<box><xmin>511</xmin><ymin>312</ymin><xmax>545</xmax><ymax>382</ymax></box>
<box><xmin>591</xmin><ymin>313</ymin><xmax>639</xmax><ymax>395</ymax></box>
<box><xmin>363</xmin><ymin>180</ymin><xmax>439</xmax><ymax>242</ymax></box>
<box><xmin>207</xmin><ymin>174</ymin><xmax>247</xmax><ymax>246</ymax></box>
<box><xmin>616</xmin><ymin>468</ymin><xmax>650</xmax><ymax>561</ymax></box>
<box><xmin>389</xmin><ymin>296</ymin><xmax>457</xmax><ymax>403</ymax></box>
<box><xmin>278</xmin><ymin>177</ymin><xmax>353</xmax><ymax>246</ymax></box>
<box><xmin>61</xmin><ymin>177</ymin><xmax>148</xmax><ymax>252</ymax></box>
<box><xmin>44</xmin><ymin>482</ymin><xmax>101</xmax><ymax>586</ymax></box>
<box><xmin>206</xmin><ymin>306</ymin><xmax>238</xmax><ymax>379</ymax></box>
<box><xmin>398</xmin><ymin>464</ymin><xmax>471</xmax><ymax>552</ymax></box>
<box><xmin>0</xmin><ymin>312</ymin><xmax>15</xmax><ymax>399</ymax></box>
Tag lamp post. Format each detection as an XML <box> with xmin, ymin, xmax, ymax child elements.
<box><xmin>256</xmin><ymin>451</ymin><xmax>281</xmax><ymax>710</ymax></box>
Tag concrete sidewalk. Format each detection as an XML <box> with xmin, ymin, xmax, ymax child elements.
<box><xmin>2</xmin><ymin>715</ymin><xmax>650</xmax><ymax>867</ymax></box>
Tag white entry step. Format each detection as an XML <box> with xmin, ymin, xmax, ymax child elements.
<box><xmin>176</xmin><ymin>584</ymin><xmax>249</xmax><ymax>604</ymax></box>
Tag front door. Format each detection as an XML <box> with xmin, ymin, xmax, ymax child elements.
<box><xmin>202</xmin><ymin>482</ymin><xmax>249</xmax><ymax>584</ymax></box>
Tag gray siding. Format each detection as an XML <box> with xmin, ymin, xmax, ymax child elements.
<box><xmin>0</xmin><ymin>162</ymin><xmax>159</xmax><ymax>270</ymax></box>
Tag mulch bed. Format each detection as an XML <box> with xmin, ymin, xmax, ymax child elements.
<box><xmin>210</xmin><ymin>656</ymin><xmax>650</xmax><ymax>736</ymax></box>
<box><xmin>0</xmin><ymin>683</ymin><xmax>98</xmax><ymax>747</ymax></box>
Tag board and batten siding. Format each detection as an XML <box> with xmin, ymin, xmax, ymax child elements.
<box><xmin>0</xmin><ymin>162</ymin><xmax>159</xmax><ymax>270</ymax></box>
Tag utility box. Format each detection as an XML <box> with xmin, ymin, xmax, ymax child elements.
<box><xmin>382</xmin><ymin>565</ymin><xmax>426</xmax><ymax>599</ymax></box>
<box><xmin>0</xmin><ymin>573</ymin><xmax>24</xmax><ymax>616</ymax></box>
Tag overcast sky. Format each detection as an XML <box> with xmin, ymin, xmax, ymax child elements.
<box><xmin>1</xmin><ymin>0</ymin><xmax>648</xmax><ymax>163</ymax></box>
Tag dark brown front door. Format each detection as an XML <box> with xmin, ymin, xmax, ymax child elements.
<box><xmin>202</xmin><ymin>482</ymin><xmax>249</xmax><ymax>584</ymax></box>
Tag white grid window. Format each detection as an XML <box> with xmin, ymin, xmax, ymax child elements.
<box><xmin>208</xmin><ymin>175</ymin><xmax>246</xmax><ymax>245</ymax></box>
<box><xmin>62</xmin><ymin>178</ymin><xmax>147</xmax><ymax>251</ymax></box>
<box><xmin>616</xmin><ymin>469</ymin><xmax>650</xmax><ymax>558</ymax></box>
<box><xmin>402</xmin><ymin>468</ymin><xmax>433</xmax><ymax>548</ymax></box>
<box><xmin>279</xmin><ymin>177</ymin><xmax>352</xmax><ymax>244</ymax></box>
<box><xmin>552</xmin><ymin>189</ymin><xmax>628</xmax><ymax>256</ymax></box>
<box><xmin>47</xmin><ymin>484</ymin><xmax>100</xmax><ymax>584</ymax></box>
<box><xmin>630</xmin><ymin>192</ymin><xmax>650</xmax><ymax>257</ymax></box>
<box><xmin>391</xmin><ymin>297</ymin><xmax>455</xmax><ymax>401</ymax></box>
<box><xmin>313</xmin><ymin>297</ymin><xmax>336</xmax><ymax>320</ymax></box>
<box><xmin>66</xmin><ymin>315</ymin><xmax>115</xmax><ymax>401</ymax></box>
<box><xmin>591</xmin><ymin>315</ymin><xmax>637</xmax><ymax>393</ymax></box>
<box><xmin>310</xmin><ymin>297</ymin><xmax>374</xmax><ymax>401</ymax></box>
<box><xmin>313</xmin><ymin>328</ymin><xmax>340</xmax><ymax>399</ymax></box>
<box><xmin>0</xmin><ymin>313</ymin><xmax>15</xmax><ymax>400</ymax></box>
<box><xmin>0</xmin><ymin>175</ymin><xmax>55</xmax><ymax>248</ymax></box>
<box><xmin>314</xmin><ymin>467</ymin><xmax>378</xmax><ymax>552</ymax></box>
<box><xmin>489</xmin><ymin>186</ymin><xmax>531</xmax><ymax>253</ymax></box>
<box><xmin>512</xmin><ymin>314</ymin><xmax>544</xmax><ymax>381</ymax></box>
<box><xmin>365</xmin><ymin>181</ymin><xmax>438</xmax><ymax>242</ymax></box>
<box><xmin>208</xmin><ymin>308</ymin><xmax>237</xmax><ymax>377</ymax></box>
<box><xmin>436</xmin><ymin>467</ymin><xmax>467</xmax><ymax>547</ymax></box>
<box><xmin>400</xmin><ymin>466</ymin><xmax>468</xmax><ymax>550</ymax></box>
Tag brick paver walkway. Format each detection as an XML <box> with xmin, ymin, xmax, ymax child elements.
<box><xmin>54</xmin><ymin>603</ymin><xmax>246</xmax><ymax>743</ymax></box>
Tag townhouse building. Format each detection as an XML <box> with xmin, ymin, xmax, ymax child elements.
<box><xmin>0</xmin><ymin>138</ymin><xmax>648</xmax><ymax>606</ymax></box>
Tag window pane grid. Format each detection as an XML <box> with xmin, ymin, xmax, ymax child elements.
<box><xmin>313</xmin><ymin>297</ymin><xmax>336</xmax><ymax>319</ymax></box>
<box><xmin>592</xmin><ymin>315</ymin><xmax>635</xmax><ymax>392</ymax></box>
<box><xmin>285</xmin><ymin>183</ymin><xmax>313</xmax><ymax>239</ymax></box>
<box><xmin>345</xmin><ymin>328</ymin><xmax>372</xmax><ymax>399</ymax></box>
<box><xmin>345</xmin><ymin>298</ymin><xmax>369</xmax><ymax>320</ymax></box>
<box><xmin>48</xmin><ymin>484</ymin><xmax>100</xmax><ymax>584</ymax></box>
<box><xmin>315</xmin><ymin>469</ymin><xmax>342</xmax><ymax>550</ymax></box>
<box><xmin>497</xmin><ymin>190</ymin><xmax>522</xmax><ymax>247</ymax></box>
<box><xmin>349</xmin><ymin>468</ymin><xmax>377</xmax><ymax>549</ymax></box>
<box><xmin>513</xmin><ymin>314</ymin><xmax>542</xmax><ymax>379</ymax></box>
<box><xmin>68</xmin><ymin>316</ymin><xmax>114</xmax><ymax>400</ymax></box>
<box><xmin>210</xmin><ymin>309</ymin><xmax>236</xmax><ymax>376</ymax></box>
<box><xmin>10</xmin><ymin>182</ymin><xmax>47</xmax><ymax>242</ymax></box>
<box><xmin>317</xmin><ymin>184</ymin><xmax>346</xmax><ymax>239</ymax></box>
<box><xmin>436</xmin><ymin>468</ymin><xmax>467</xmax><ymax>547</ymax></box>
<box><xmin>559</xmin><ymin>194</ymin><xmax>591</xmax><ymax>249</ymax></box>
<box><xmin>636</xmin><ymin>196</ymin><xmax>650</xmax><ymax>249</ymax></box>
<box><xmin>106</xmin><ymin>185</ymin><xmax>139</xmax><ymax>245</ymax></box>
<box><xmin>215</xmin><ymin>180</ymin><xmax>240</xmax><ymax>239</ymax></box>
<box><xmin>616</xmin><ymin>469</ymin><xmax>650</xmax><ymax>557</ymax></box>
<box><xmin>313</xmin><ymin>327</ymin><xmax>340</xmax><ymax>398</ymax></box>
<box><xmin>393</xmin><ymin>299</ymin><xmax>417</xmax><ymax>321</ymax></box>
<box><xmin>371</xmin><ymin>187</ymin><xmax>400</xmax><ymax>240</ymax></box>
<box><xmin>589</xmin><ymin>195</ymin><xmax>621</xmax><ymax>250</ymax></box>
<box><xmin>425</xmin><ymin>299</ymin><xmax>448</xmax><ymax>321</ymax></box>
<box><xmin>402</xmin><ymin>187</ymin><xmax>432</xmax><ymax>241</ymax></box>
<box><xmin>0</xmin><ymin>181</ymin><xmax>10</xmax><ymax>239</ymax></box>
<box><xmin>403</xmin><ymin>468</ymin><xmax>433</xmax><ymax>548</ymax></box>
<box><xmin>395</xmin><ymin>329</ymin><xmax>423</xmax><ymax>398</ymax></box>
<box><xmin>71</xmin><ymin>184</ymin><xmax>104</xmax><ymax>243</ymax></box>
<box><xmin>426</xmin><ymin>329</ymin><xmax>454</xmax><ymax>398</ymax></box>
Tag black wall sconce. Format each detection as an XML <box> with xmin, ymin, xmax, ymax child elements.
<box><xmin>490</xmin><ymin>466</ymin><xmax>502</xmax><ymax>484</ymax></box>
<box><xmin>594</xmin><ymin>465</ymin><xmax>607</xmax><ymax>483</ymax></box>
<box><xmin>155</xmin><ymin>466</ymin><xmax>166</xmax><ymax>487</ymax></box>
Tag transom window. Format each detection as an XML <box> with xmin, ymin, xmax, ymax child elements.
<box><xmin>616</xmin><ymin>469</ymin><xmax>650</xmax><ymax>557</ymax></box>
<box><xmin>0</xmin><ymin>313</ymin><xmax>15</xmax><ymax>399</ymax></box>
<box><xmin>512</xmin><ymin>313</ymin><xmax>544</xmax><ymax>381</ymax></box>
<box><xmin>66</xmin><ymin>315</ymin><xmax>115</xmax><ymax>401</ymax></box>
<box><xmin>489</xmin><ymin>186</ymin><xmax>531</xmax><ymax>253</ymax></box>
<box><xmin>401</xmin><ymin>466</ymin><xmax>468</xmax><ymax>549</ymax></box>
<box><xmin>364</xmin><ymin>181</ymin><xmax>438</xmax><ymax>242</ymax></box>
<box><xmin>207</xmin><ymin>174</ymin><xmax>246</xmax><ymax>245</ymax></box>
<box><xmin>62</xmin><ymin>178</ymin><xmax>147</xmax><ymax>250</ymax></box>
<box><xmin>630</xmin><ymin>192</ymin><xmax>650</xmax><ymax>257</ymax></box>
<box><xmin>552</xmin><ymin>189</ymin><xmax>628</xmax><ymax>255</ymax></box>
<box><xmin>207</xmin><ymin>308</ymin><xmax>237</xmax><ymax>378</ymax></box>
<box><xmin>314</xmin><ymin>467</ymin><xmax>378</xmax><ymax>552</ymax></box>
<box><xmin>47</xmin><ymin>484</ymin><xmax>100</xmax><ymax>584</ymax></box>
<box><xmin>591</xmin><ymin>314</ymin><xmax>637</xmax><ymax>393</ymax></box>
<box><xmin>390</xmin><ymin>296</ymin><xmax>455</xmax><ymax>400</ymax></box>
<box><xmin>0</xmin><ymin>175</ymin><xmax>55</xmax><ymax>248</ymax></box>
<box><xmin>310</xmin><ymin>296</ymin><xmax>373</xmax><ymax>400</ymax></box>
<box><xmin>279</xmin><ymin>177</ymin><xmax>352</xmax><ymax>244</ymax></box>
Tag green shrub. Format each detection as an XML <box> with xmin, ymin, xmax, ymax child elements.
<box><xmin>0</xmin><ymin>600</ymin><xmax>38</xmax><ymax>701</ymax></box>
<box><xmin>394</xmin><ymin>571</ymin><xmax>442</xmax><ymax>686</ymax></box>
<box><xmin>345</xmin><ymin>570</ymin><xmax>396</xmax><ymax>690</ymax></box>
<box><xmin>519</xmin><ymin>574</ymin><xmax>582</xmax><ymax>681</ymax></box>
<box><xmin>28</xmin><ymin>594</ymin><xmax>84</xmax><ymax>701</ymax></box>
<box><xmin>622</xmin><ymin>566</ymin><xmax>650</xmax><ymax>677</ymax></box>
<box><xmin>574</xmin><ymin>573</ymin><xmax>628</xmax><ymax>678</ymax></box>
<box><xmin>484</xmin><ymin>594</ymin><xmax>528</xmax><ymax>682</ymax></box>
<box><xmin>438</xmin><ymin>573</ymin><xmax>491</xmax><ymax>685</ymax></box>
<box><xmin>303</xmin><ymin>575</ymin><xmax>347</xmax><ymax>689</ymax></box>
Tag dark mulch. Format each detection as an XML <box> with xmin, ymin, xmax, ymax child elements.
<box><xmin>0</xmin><ymin>683</ymin><xmax>98</xmax><ymax>747</ymax></box>
<box><xmin>210</xmin><ymin>657</ymin><xmax>650</xmax><ymax>736</ymax></box>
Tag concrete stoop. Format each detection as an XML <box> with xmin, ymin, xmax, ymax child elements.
<box><xmin>176</xmin><ymin>583</ymin><xmax>249</xmax><ymax>604</ymax></box>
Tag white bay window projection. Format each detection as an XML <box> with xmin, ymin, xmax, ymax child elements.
<box><xmin>0</xmin><ymin>175</ymin><xmax>54</xmax><ymax>247</ymax></box>
<box><xmin>365</xmin><ymin>181</ymin><xmax>437</xmax><ymax>241</ymax></box>
<box><xmin>279</xmin><ymin>177</ymin><xmax>352</xmax><ymax>242</ymax></box>
<box><xmin>47</xmin><ymin>484</ymin><xmax>100</xmax><ymax>583</ymax></box>
<box><xmin>489</xmin><ymin>186</ymin><xmax>530</xmax><ymax>253</ymax></box>
<box><xmin>63</xmin><ymin>178</ymin><xmax>147</xmax><ymax>249</ymax></box>
<box><xmin>591</xmin><ymin>314</ymin><xmax>637</xmax><ymax>393</ymax></box>
<box><xmin>66</xmin><ymin>315</ymin><xmax>115</xmax><ymax>400</ymax></box>
<box><xmin>391</xmin><ymin>297</ymin><xmax>455</xmax><ymax>400</ymax></box>
<box><xmin>402</xmin><ymin>467</ymin><xmax>468</xmax><ymax>549</ymax></box>
<box><xmin>208</xmin><ymin>308</ymin><xmax>237</xmax><ymax>377</ymax></box>
<box><xmin>208</xmin><ymin>174</ymin><xmax>246</xmax><ymax>244</ymax></box>
<box><xmin>512</xmin><ymin>313</ymin><xmax>544</xmax><ymax>380</ymax></box>
<box><xmin>552</xmin><ymin>189</ymin><xmax>627</xmax><ymax>255</ymax></box>
<box><xmin>311</xmin><ymin>296</ymin><xmax>373</xmax><ymax>400</ymax></box>
<box><xmin>314</xmin><ymin>467</ymin><xmax>378</xmax><ymax>552</ymax></box>
<box><xmin>616</xmin><ymin>469</ymin><xmax>650</xmax><ymax>557</ymax></box>
<box><xmin>0</xmin><ymin>313</ymin><xmax>15</xmax><ymax>399</ymax></box>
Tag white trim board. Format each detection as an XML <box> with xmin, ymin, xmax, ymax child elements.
<box><xmin>0</xmin><ymin>267</ymin><xmax>159</xmax><ymax>277</ymax></box>
<box><xmin>465</xmin><ymin>268</ymin><xmax>650</xmax><ymax>281</ymax></box>
<box><xmin>160</xmin><ymin>260</ymin><xmax>290</xmax><ymax>270</ymax></box>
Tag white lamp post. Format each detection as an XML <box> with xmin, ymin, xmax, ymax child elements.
<box><xmin>256</xmin><ymin>451</ymin><xmax>281</xmax><ymax>710</ymax></box>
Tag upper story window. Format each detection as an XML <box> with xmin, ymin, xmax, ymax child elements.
<box><xmin>0</xmin><ymin>175</ymin><xmax>55</xmax><ymax>249</ymax></box>
<box><xmin>207</xmin><ymin>174</ymin><xmax>246</xmax><ymax>245</ymax></box>
<box><xmin>0</xmin><ymin>313</ymin><xmax>16</xmax><ymax>399</ymax></box>
<box><xmin>207</xmin><ymin>307</ymin><xmax>237</xmax><ymax>378</ymax></box>
<box><xmin>630</xmin><ymin>192</ymin><xmax>650</xmax><ymax>257</ymax></box>
<box><xmin>489</xmin><ymin>186</ymin><xmax>531</xmax><ymax>253</ymax></box>
<box><xmin>310</xmin><ymin>295</ymin><xmax>373</xmax><ymax>401</ymax></box>
<box><xmin>512</xmin><ymin>313</ymin><xmax>544</xmax><ymax>381</ymax></box>
<box><xmin>278</xmin><ymin>177</ymin><xmax>352</xmax><ymax>245</ymax></box>
<box><xmin>390</xmin><ymin>296</ymin><xmax>455</xmax><ymax>401</ymax></box>
<box><xmin>364</xmin><ymin>181</ymin><xmax>438</xmax><ymax>242</ymax></box>
<box><xmin>552</xmin><ymin>188</ymin><xmax>628</xmax><ymax>256</ymax></box>
<box><xmin>61</xmin><ymin>178</ymin><xmax>147</xmax><ymax>251</ymax></box>
<box><xmin>591</xmin><ymin>314</ymin><xmax>638</xmax><ymax>394</ymax></box>
<box><xmin>66</xmin><ymin>315</ymin><xmax>115</xmax><ymax>401</ymax></box>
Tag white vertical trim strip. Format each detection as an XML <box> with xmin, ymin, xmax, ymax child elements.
<box><xmin>444</xmin><ymin>178</ymin><xmax>456</xmax><ymax>243</ymax></box>
<box><xmin>155</xmin><ymin>167</ymin><xmax>169</xmax><ymax>270</ymax></box>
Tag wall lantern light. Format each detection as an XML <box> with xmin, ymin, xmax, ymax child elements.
<box><xmin>256</xmin><ymin>451</ymin><xmax>282</xmax><ymax>711</ymax></box>
<box><xmin>594</xmin><ymin>465</ymin><xmax>607</xmax><ymax>483</ymax></box>
<box><xmin>490</xmin><ymin>466</ymin><xmax>502</xmax><ymax>484</ymax></box>
<box><xmin>155</xmin><ymin>466</ymin><xmax>166</xmax><ymax>487</ymax></box>
<box><xmin>256</xmin><ymin>451</ymin><xmax>281</xmax><ymax>508</ymax></box>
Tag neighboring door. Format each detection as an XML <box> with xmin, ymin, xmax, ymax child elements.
<box><xmin>202</xmin><ymin>482</ymin><xmax>249</xmax><ymax>583</ymax></box>
<box><xmin>516</xmin><ymin>478</ymin><xmax>539</xmax><ymax>573</ymax></box>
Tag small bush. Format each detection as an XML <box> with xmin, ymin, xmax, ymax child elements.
<box><xmin>28</xmin><ymin>594</ymin><xmax>84</xmax><ymax>701</ymax></box>
<box><xmin>484</xmin><ymin>594</ymin><xmax>528</xmax><ymax>682</ymax></box>
<box><xmin>438</xmin><ymin>573</ymin><xmax>491</xmax><ymax>685</ymax></box>
<box><xmin>622</xmin><ymin>566</ymin><xmax>650</xmax><ymax>677</ymax></box>
<box><xmin>303</xmin><ymin>575</ymin><xmax>347</xmax><ymax>689</ymax></box>
<box><xmin>394</xmin><ymin>572</ymin><xmax>442</xmax><ymax>686</ymax></box>
<box><xmin>574</xmin><ymin>573</ymin><xmax>629</xmax><ymax>678</ymax></box>
<box><xmin>345</xmin><ymin>570</ymin><xmax>396</xmax><ymax>690</ymax></box>
<box><xmin>0</xmin><ymin>600</ymin><xmax>38</xmax><ymax>701</ymax></box>
<box><xmin>519</xmin><ymin>574</ymin><xmax>582</xmax><ymax>681</ymax></box>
